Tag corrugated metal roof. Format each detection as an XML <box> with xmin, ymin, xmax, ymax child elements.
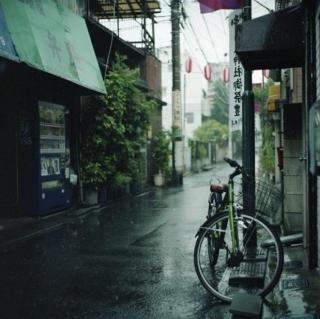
<box><xmin>94</xmin><ymin>0</ymin><xmax>161</xmax><ymax>18</ymax></box>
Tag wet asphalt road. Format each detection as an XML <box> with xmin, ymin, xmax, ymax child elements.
<box><xmin>0</xmin><ymin>164</ymin><xmax>235</xmax><ymax>319</ymax></box>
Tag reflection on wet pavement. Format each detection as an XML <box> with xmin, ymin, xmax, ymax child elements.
<box><xmin>0</xmin><ymin>164</ymin><xmax>318</xmax><ymax>318</ymax></box>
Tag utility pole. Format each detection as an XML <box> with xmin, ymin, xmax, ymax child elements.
<box><xmin>171</xmin><ymin>0</ymin><xmax>183</xmax><ymax>185</ymax></box>
<box><xmin>242</xmin><ymin>0</ymin><xmax>255</xmax><ymax>214</ymax></box>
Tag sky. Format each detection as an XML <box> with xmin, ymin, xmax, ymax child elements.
<box><xmin>101</xmin><ymin>0</ymin><xmax>276</xmax><ymax>86</ymax></box>
<box><xmin>155</xmin><ymin>0</ymin><xmax>275</xmax><ymax>73</ymax></box>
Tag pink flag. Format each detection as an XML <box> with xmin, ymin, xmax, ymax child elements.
<box><xmin>199</xmin><ymin>0</ymin><xmax>245</xmax><ymax>14</ymax></box>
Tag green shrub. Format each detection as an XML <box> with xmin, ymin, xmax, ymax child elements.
<box><xmin>80</xmin><ymin>55</ymin><xmax>156</xmax><ymax>189</ymax></box>
<box><xmin>152</xmin><ymin>131</ymin><xmax>170</xmax><ymax>175</ymax></box>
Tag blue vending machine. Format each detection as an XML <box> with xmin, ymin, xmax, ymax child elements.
<box><xmin>38</xmin><ymin>101</ymin><xmax>73</xmax><ymax>215</ymax></box>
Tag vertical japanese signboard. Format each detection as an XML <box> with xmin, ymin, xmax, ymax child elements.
<box><xmin>229</xmin><ymin>10</ymin><xmax>244</xmax><ymax>132</ymax></box>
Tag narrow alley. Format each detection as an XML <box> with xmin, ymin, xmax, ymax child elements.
<box><xmin>0</xmin><ymin>165</ymin><xmax>232</xmax><ymax>319</ymax></box>
<box><xmin>0</xmin><ymin>165</ymin><xmax>319</xmax><ymax>319</ymax></box>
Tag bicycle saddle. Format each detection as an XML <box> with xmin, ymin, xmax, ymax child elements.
<box><xmin>210</xmin><ymin>183</ymin><xmax>228</xmax><ymax>193</ymax></box>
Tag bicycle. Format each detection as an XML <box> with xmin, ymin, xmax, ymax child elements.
<box><xmin>194</xmin><ymin>157</ymin><xmax>284</xmax><ymax>302</ymax></box>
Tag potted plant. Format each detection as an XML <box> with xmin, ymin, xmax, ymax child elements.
<box><xmin>81</xmin><ymin>162</ymin><xmax>106</xmax><ymax>205</ymax></box>
<box><xmin>152</xmin><ymin>131</ymin><xmax>170</xmax><ymax>186</ymax></box>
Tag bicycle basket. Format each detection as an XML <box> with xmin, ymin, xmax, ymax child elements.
<box><xmin>255</xmin><ymin>178</ymin><xmax>283</xmax><ymax>225</ymax></box>
<box><xmin>235</xmin><ymin>178</ymin><xmax>283</xmax><ymax>225</ymax></box>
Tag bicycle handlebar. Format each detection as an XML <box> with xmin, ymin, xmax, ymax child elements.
<box><xmin>224</xmin><ymin>157</ymin><xmax>241</xmax><ymax>169</ymax></box>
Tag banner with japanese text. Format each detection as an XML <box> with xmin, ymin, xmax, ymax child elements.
<box><xmin>228</xmin><ymin>10</ymin><xmax>244</xmax><ymax>132</ymax></box>
<box><xmin>0</xmin><ymin>0</ymin><xmax>106</xmax><ymax>94</ymax></box>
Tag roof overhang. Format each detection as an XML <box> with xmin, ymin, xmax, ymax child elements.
<box><xmin>235</xmin><ymin>4</ymin><xmax>305</xmax><ymax>70</ymax></box>
<box><xmin>92</xmin><ymin>0</ymin><xmax>161</xmax><ymax>19</ymax></box>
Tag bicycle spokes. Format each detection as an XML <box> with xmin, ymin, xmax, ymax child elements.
<box><xmin>194</xmin><ymin>212</ymin><xmax>283</xmax><ymax>302</ymax></box>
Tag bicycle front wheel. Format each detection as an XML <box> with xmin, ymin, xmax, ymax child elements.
<box><xmin>194</xmin><ymin>211</ymin><xmax>283</xmax><ymax>302</ymax></box>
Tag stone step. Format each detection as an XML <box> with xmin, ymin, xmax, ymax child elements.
<box><xmin>229</xmin><ymin>261</ymin><xmax>266</xmax><ymax>288</ymax></box>
<box><xmin>230</xmin><ymin>293</ymin><xmax>262</xmax><ymax>318</ymax></box>
<box><xmin>243</xmin><ymin>248</ymin><xmax>268</xmax><ymax>262</ymax></box>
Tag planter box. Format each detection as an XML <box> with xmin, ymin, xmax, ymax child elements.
<box><xmin>84</xmin><ymin>188</ymin><xmax>98</xmax><ymax>205</ymax></box>
<box><xmin>154</xmin><ymin>174</ymin><xmax>165</xmax><ymax>187</ymax></box>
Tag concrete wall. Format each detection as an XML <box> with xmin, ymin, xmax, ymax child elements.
<box><xmin>283</xmin><ymin>103</ymin><xmax>304</xmax><ymax>233</ymax></box>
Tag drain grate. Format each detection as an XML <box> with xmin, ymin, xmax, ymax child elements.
<box><xmin>284</xmin><ymin>260</ymin><xmax>304</xmax><ymax>270</ymax></box>
<box><xmin>281</xmin><ymin>277</ymin><xmax>310</xmax><ymax>290</ymax></box>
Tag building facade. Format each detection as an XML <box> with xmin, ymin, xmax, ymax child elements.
<box><xmin>0</xmin><ymin>0</ymin><xmax>163</xmax><ymax>217</ymax></box>
<box><xmin>235</xmin><ymin>0</ymin><xmax>320</xmax><ymax>269</ymax></box>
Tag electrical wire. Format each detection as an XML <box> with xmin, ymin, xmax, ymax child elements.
<box><xmin>183</xmin><ymin>1</ymin><xmax>229</xmax><ymax>62</ymax></box>
<box><xmin>184</xmin><ymin>17</ymin><xmax>209</xmax><ymax>63</ymax></box>
<box><xmin>103</xmin><ymin>1</ymin><xmax>117</xmax><ymax>79</ymax></box>
<box><xmin>218</xmin><ymin>10</ymin><xmax>228</xmax><ymax>40</ymax></box>
<box><xmin>202</xmin><ymin>14</ymin><xmax>221</xmax><ymax>61</ymax></box>
<box><xmin>253</xmin><ymin>0</ymin><xmax>273</xmax><ymax>12</ymax></box>
<box><xmin>182</xmin><ymin>32</ymin><xmax>203</xmax><ymax>72</ymax></box>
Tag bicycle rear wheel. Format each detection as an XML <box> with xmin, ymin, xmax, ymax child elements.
<box><xmin>207</xmin><ymin>192</ymin><xmax>220</xmax><ymax>218</ymax></box>
<box><xmin>207</xmin><ymin>193</ymin><xmax>225</xmax><ymax>265</ymax></box>
<box><xmin>194</xmin><ymin>211</ymin><xmax>283</xmax><ymax>302</ymax></box>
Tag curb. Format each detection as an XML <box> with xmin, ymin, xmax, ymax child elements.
<box><xmin>0</xmin><ymin>221</ymin><xmax>66</xmax><ymax>252</ymax></box>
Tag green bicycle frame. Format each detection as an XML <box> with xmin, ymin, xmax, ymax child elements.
<box><xmin>228</xmin><ymin>179</ymin><xmax>240</xmax><ymax>254</ymax></box>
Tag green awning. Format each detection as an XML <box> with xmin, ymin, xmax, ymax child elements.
<box><xmin>0</xmin><ymin>0</ymin><xmax>106</xmax><ymax>94</ymax></box>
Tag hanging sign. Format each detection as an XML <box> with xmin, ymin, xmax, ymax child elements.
<box><xmin>229</xmin><ymin>10</ymin><xmax>244</xmax><ymax>132</ymax></box>
<box><xmin>185</xmin><ymin>57</ymin><xmax>192</xmax><ymax>73</ymax></box>
<box><xmin>204</xmin><ymin>64</ymin><xmax>212</xmax><ymax>81</ymax></box>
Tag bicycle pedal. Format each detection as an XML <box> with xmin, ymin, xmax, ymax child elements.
<box><xmin>243</xmin><ymin>248</ymin><xmax>268</xmax><ymax>262</ymax></box>
<box><xmin>229</xmin><ymin>262</ymin><xmax>266</xmax><ymax>288</ymax></box>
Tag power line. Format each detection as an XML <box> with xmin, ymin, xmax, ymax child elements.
<box><xmin>182</xmin><ymin>32</ymin><xmax>203</xmax><ymax>72</ymax></box>
<box><xmin>202</xmin><ymin>14</ymin><xmax>220</xmax><ymax>61</ymax></box>
<box><xmin>103</xmin><ymin>1</ymin><xmax>117</xmax><ymax>79</ymax></box>
<box><xmin>218</xmin><ymin>11</ymin><xmax>228</xmax><ymax>40</ymax></box>
<box><xmin>182</xmin><ymin>1</ymin><xmax>228</xmax><ymax>62</ymax></box>
<box><xmin>253</xmin><ymin>0</ymin><xmax>273</xmax><ymax>12</ymax></box>
<box><xmin>184</xmin><ymin>16</ymin><xmax>209</xmax><ymax>63</ymax></box>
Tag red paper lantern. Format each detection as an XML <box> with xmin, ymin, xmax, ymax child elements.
<box><xmin>185</xmin><ymin>57</ymin><xmax>192</xmax><ymax>73</ymax></box>
<box><xmin>223</xmin><ymin>68</ymin><xmax>230</xmax><ymax>83</ymax></box>
<box><xmin>263</xmin><ymin>69</ymin><xmax>270</xmax><ymax>78</ymax></box>
<box><xmin>204</xmin><ymin>64</ymin><xmax>212</xmax><ymax>81</ymax></box>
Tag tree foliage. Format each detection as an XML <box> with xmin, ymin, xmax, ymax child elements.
<box><xmin>193</xmin><ymin>119</ymin><xmax>228</xmax><ymax>146</ymax></box>
<box><xmin>152</xmin><ymin>131</ymin><xmax>170</xmax><ymax>175</ymax></box>
<box><xmin>80</xmin><ymin>55</ymin><xmax>156</xmax><ymax>189</ymax></box>
<box><xmin>191</xmin><ymin>79</ymin><xmax>229</xmax><ymax>152</ymax></box>
<box><xmin>254</xmin><ymin>79</ymin><xmax>275</xmax><ymax>176</ymax></box>
<box><xmin>211</xmin><ymin>79</ymin><xmax>229</xmax><ymax>125</ymax></box>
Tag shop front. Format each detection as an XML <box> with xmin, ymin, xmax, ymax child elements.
<box><xmin>0</xmin><ymin>0</ymin><xmax>105</xmax><ymax>217</ymax></box>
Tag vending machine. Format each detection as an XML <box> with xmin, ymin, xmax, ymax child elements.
<box><xmin>38</xmin><ymin>101</ymin><xmax>73</xmax><ymax>214</ymax></box>
<box><xmin>20</xmin><ymin>100</ymin><xmax>74</xmax><ymax>216</ymax></box>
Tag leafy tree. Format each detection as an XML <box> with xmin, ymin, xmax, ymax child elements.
<box><xmin>193</xmin><ymin>119</ymin><xmax>228</xmax><ymax>145</ymax></box>
<box><xmin>260</xmin><ymin>123</ymin><xmax>275</xmax><ymax>174</ymax></box>
<box><xmin>254</xmin><ymin>79</ymin><xmax>275</xmax><ymax>176</ymax></box>
<box><xmin>211</xmin><ymin>79</ymin><xmax>229</xmax><ymax>125</ymax></box>
<box><xmin>254</xmin><ymin>79</ymin><xmax>274</xmax><ymax>120</ymax></box>
<box><xmin>81</xmin><ymin>55</ymin><xmax>156</xmax><ymax>189</ymax></box>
